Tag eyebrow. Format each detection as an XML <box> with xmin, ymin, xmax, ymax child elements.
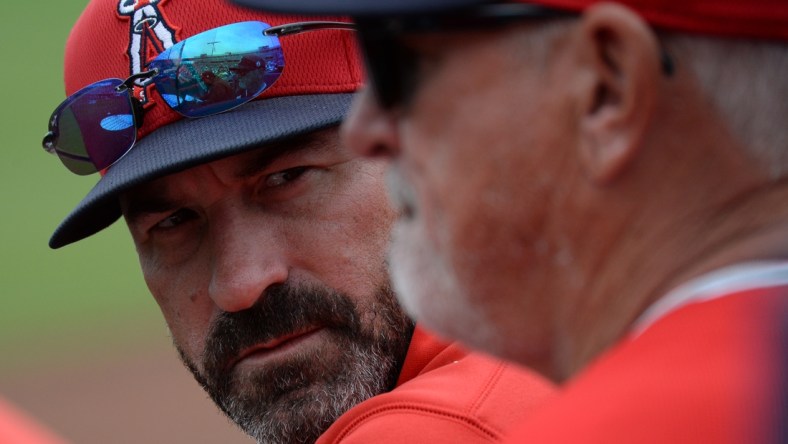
<box><xmin>121</xmin><ymin>192</ymin><xmax>182</xmax><ymax>226</ymax></box>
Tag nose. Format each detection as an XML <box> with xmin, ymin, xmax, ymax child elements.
<box><xmin>342</xmin><ymin>87</ymin><xmax>401</xmax><ymax>159</ymax></box>
<box><xmin>207</xmin><ymin>204</ymin><xmax>288</xmax><ymax>313</ymax></box>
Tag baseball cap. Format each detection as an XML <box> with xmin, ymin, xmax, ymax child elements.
<box><xmin>230</xmin><ymin>0</ymin><xmax>788</xmax><ymax>41</ymax></box>
<box><xmin>48</xmin><ymin>0</ymin><xmax>362</xmax><ymax>249</ymax></box>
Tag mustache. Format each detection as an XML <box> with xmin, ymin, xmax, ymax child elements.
<box><xmin>202</xmin><ymin>283</ymin><xmax>360</xmax><ymax>381</ymax></box>
<box><xmin>386</xmin><ymin>167</ymin><xmax>416</xmax><ymax>219</ymax></box>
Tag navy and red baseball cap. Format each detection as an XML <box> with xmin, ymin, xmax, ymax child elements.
<box><xmin>47</xmin><ymin>0</ymin><xmax>362</xmax><ymax>248</ymax></box>
<box><xmin>231</xmin><ymin>0</ymin><xmax>788</xmax><ymax>41</ymax></box>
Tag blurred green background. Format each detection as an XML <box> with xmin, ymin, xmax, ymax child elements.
<box><xmin>0</xmin><ymin>2</ymin><xmax>251</xmax><ymax>442</ymax></box>
<box><xmin>0</xmin><ymin>0</ymin><xmax>159</xmax><ymax>375</ymax></box>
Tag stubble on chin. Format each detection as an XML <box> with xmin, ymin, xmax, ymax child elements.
<box><xmin>175</xmin><ymin>283</ymin><xmax>414</xmax><ymax>444</ymax></box>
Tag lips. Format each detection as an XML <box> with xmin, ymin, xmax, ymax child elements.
<box><xmin>226</xmin><ymin>327</ymin><xmax>323</xmax><ymax>371</ymax></box>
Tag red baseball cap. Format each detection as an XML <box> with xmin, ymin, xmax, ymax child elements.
<box><xmin>49</xmin><ymin>0</ymin><xmax>363</xmax><ymax>248</ymax></box>
<box><xmin>231</xmin><ymin>0</ymin><xmax>788</xmax><ymax>41</ymax></box>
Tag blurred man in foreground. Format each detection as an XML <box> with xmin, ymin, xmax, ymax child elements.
<box><xmin>234</xmin><ymin>0</ymin><xmax>788</xmax><ymax>441</ymax></box>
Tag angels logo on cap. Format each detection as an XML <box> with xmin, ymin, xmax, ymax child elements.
<box><xmin>117</xmin><ymin>0</ymin><xmax>179</xmax><ymax>103</ymax></box>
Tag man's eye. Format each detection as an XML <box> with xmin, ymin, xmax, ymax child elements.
<box><xmin>156</xmin><ymin>208</ymin><xmax>197</xmax><ymax>229</ymax></box>
<box><xmin>265</xmin><ymin>166</ymin><xmax>308</xmax><ymax>188</ymax></box>
<box><xmin>396</xmin><ymin>45</ymin><xmax>424</xmax><ymax>109</ymax></box>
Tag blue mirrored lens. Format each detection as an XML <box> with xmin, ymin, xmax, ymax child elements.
<box><xmin>100</xmin><ymin>114</ymin><xmax>134</xmax><ymax>131</ymax></box>
<box><xmin>148</xmin><ymin>21</ymin><xmax>283</xmax><ymax>118</ymax></box>
<box><xmin>49</xmin><ymin>79</ymin><xmax>137</xmax><ymax>175</ymax></box>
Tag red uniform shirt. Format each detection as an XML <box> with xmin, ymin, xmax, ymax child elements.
<box><xmin>318</xmin><ymin>326</ymin><xmax>555</xmax><ymax>443</ymax></box>
<box><xmin>0</xmin><ymin>397</ymin><xmax>65</xmax><ymax>444</ymax></box>
<box><xmin>505</xmin><ymin>266</ymin><xmax>788</xmax><ymax>443</ymax></box>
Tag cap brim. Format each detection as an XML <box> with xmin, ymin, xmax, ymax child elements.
<box><xmin>49</xmin><ymin>93</ymin><xmax>354</xmax><ymax>249</ymax></box>
<box><xmin>231</xmin><ymin>0</ymin><xmax>486</xmax><ymax>16</ymax></box>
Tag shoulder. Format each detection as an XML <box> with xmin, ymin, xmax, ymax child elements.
<box><xmin>318</xmin><ymin>345</ymin><xmax>554</xmax><ymax>444</ymax></box>
<box><xmin>505</xmin><ymin>290</ymin><xmax>787</xmax><ymax>443</ymax></box>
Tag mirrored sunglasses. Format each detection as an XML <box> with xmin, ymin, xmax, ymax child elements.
<box><xmin>42</xmin><ymin>20</ymin><xmax>354</xmax><ymax>175</ymax></box>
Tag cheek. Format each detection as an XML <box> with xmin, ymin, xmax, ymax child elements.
<box><xmin>138</xmin><ymin>249</ymin><xmax>212</xmax><ymax>359</ymax></box>
<box><xmin>348</xmin><ymin>177</ymin><xmax>396</xmax><ymax>259</ymax></box>
<box><xmin>389</xmin><ymin>220</ymin><xmax>452</xmax><ymax>326</ymax></box>
<box><xmin>402</xmin><ymin>116</ymin><xmax>555</xmax><ymax>316</ymax></box>
<box><xmin>291</xmin><ymin>162</ymin><xmax>396</xmax><ymax>291</ymax></box>
<box><xmin>390</xmin><ymin>220</ymin><xmax>504</xmax><ymax>352</ymax></box>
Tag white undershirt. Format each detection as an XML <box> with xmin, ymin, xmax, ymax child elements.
<box><xmin>632</xmin><ymin>261</ymin><xmax>788</xmax><ymax>336</ymax></box>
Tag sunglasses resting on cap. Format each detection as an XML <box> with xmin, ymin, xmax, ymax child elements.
<box><xmin>42</xmin><ymin>20</ymin><xmax>354</xmax><ymax>175</ymax></box>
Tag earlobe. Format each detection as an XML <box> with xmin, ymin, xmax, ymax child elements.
<box><xmin>572</xmin><ymin>3</ymin><xmax>662</xmax><ymax>184</ymax></box>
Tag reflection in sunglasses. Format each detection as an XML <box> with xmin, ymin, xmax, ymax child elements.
<box><xmin>43</xmin><ymin>20</ymin><xmax>356</xmax><ymax>175</ymax></box>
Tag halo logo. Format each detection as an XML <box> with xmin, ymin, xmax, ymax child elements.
<box><xmin>117</xmin><ymin>0</ymin><xmax>179</xmax><ymax>100</ymax></box>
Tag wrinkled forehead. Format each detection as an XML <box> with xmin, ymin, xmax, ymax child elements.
<box><xmin>122</xmin><ymin>127</ymin><xmax>341</xmax><ymax>197</ymax></box>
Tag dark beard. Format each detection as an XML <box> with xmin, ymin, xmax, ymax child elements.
<box><xmin>176</xmin><ymin>282</ymin><xmax>414</xmax><ymax>444</ymax></box>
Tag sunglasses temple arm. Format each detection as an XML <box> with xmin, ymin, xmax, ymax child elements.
<box><xmin>118</xmin><ymin>69</ymin><xmax>160</xmax><ymax>90</ymax></box>
<box><xmin>265</xmin><ymin>21</ymin><xmax>357</xmax><ymax>37</ymax></box>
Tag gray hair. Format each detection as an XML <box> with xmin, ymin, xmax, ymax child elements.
<box><xmin>663</xmin><ymin>34</ymin><xmax>788</xmax><ymax>179</ymax></box>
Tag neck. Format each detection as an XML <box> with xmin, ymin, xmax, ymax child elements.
<box><xmin>555</xmin><ymin>172</ymin><xmax>788</xmax><ymax>382</ymax></box>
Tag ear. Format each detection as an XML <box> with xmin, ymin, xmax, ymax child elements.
<box><xmin>570</xmin><ymin>3</ymin><xmax>663</xmax><ymax>184</ymax></box>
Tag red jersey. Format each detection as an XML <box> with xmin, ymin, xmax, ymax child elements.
<box><xmin>505</xmin><ymin>264</ymin><xmax>788</xmax><ymax>443</ymax></box>
<box><xmin>0</xmin><ymin>397</ymin><xmax>66</xmax><ymax>444</ymax></box>
<box><xmin>318</xmin><ymin>326</ymin><xmax>555</xmax><ymax>443</ymax></box>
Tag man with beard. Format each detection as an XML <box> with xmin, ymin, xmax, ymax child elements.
<box><xmin>234</xmin><ymin>0</ymin><xmax>788</xmax><ymax>442</ymax></box>
<box><xmin>40</xmin><ymin>0</ymin><xmax>553</xmax><ymax>443</ymax></box>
